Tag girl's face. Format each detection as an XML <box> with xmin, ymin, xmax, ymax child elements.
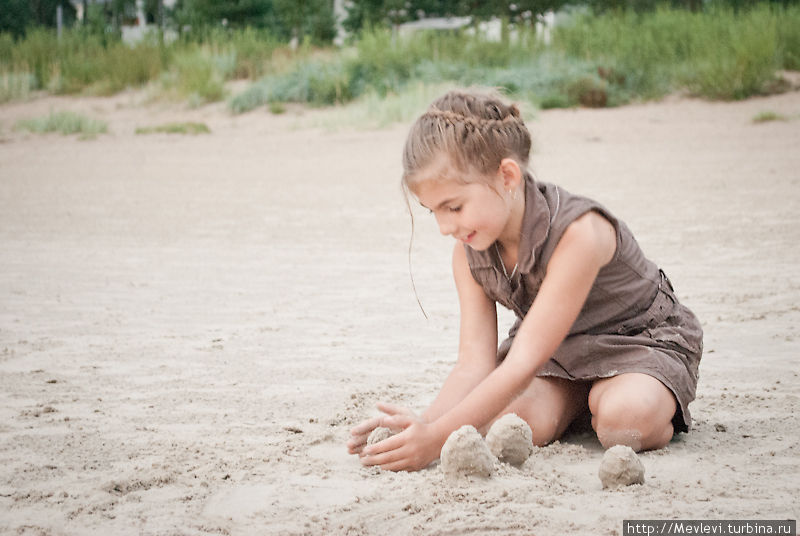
<box><xmin>413</xmin><ymin>174</ymin><xmax>512</xmax><ymax>251</ymax></box>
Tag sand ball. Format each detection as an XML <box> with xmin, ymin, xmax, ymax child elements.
<box><xmin>598</xmin><ymin>445</ymin><xmax>645</xmax><ymax>489</ymax></box>
<box><xmin>440</xmin><ymin>425</ymin><xmax>494</xmax><ymax>478</ymax></box>
<box><xmin>485</xmin><ymin>413</ymin><xmax>533</xmax><ymax>466</ymax></box>
<box><xmin>367</xmin><ymin>427</ymin><xmax>393</xmax><ymax>445</ymax></box>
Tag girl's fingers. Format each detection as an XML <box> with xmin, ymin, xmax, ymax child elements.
<box><xmin>381</xmin><ymin>414</ymin><xmax>413</xmax><ymax>432</ymax></box>
<box><xmin>361</xmin><ymin>443</ymin><xmax>405</xmax><ymax>467</ymax></box>
<box><xmin>363</xmin><ymin>429</ymin><xmax>406</xmax><ymax>456</ymax></box>
<box><xmin>350</xmin><ymin>416</ymin><xmax>382</xmax><ymax>436</ymax></box>
<box><xmin>376</xmin><ymin>402</ymin><xmax>414</xmax><ymax>417</ymax></box>
<box><xmin>380</xmin><ymin>459</ymin><xmax>414</xmax><ymax>472</ymax></box>
<box><xmin>346</xmin><ymin>436</ymin><xmax>367</xmax><ymax>454</ymax></box>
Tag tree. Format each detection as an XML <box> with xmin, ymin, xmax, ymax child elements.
<box><xmin>0</xmin><ymin>0</ymin><xmax>77</xmax><ymax>36</ymax></box>
<box><xmin>171</xmin><ymin>0</ymin><xmax>335</xmax><ymax>43</ymax></box>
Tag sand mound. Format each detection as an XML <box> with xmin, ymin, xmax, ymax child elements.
<box><xmin>598</xmin><ymin>445</ymin><xmax>645</xmax><ymax>489</ymax></box>
<box><xmin>440</xmin><ymin>425</ymin><xmax>494</xmax><ymax>478</ymax></box>
<box><xmin>485</xmin><ymin>413</ymin><xmax>533</xmax><ymax>466</ymax></box>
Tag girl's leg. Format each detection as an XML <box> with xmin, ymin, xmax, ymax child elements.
<box><xmin>588</xmin><ymin>373</ymin><xmax>676</xmax><ymax>452</ymax></box>
<box><xmin>495</xmin><ymin>376</ymin><xmax>590</xmax><ymax>446</ymax></box>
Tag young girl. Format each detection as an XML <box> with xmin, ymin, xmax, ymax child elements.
<box><xmin>347</xmin><ymin>89</ymin><xmax>703</xmax><ymax>472</ymax></box>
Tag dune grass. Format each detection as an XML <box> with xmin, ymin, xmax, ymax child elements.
<box><xmin>135</xmin><ymin>121</ymin><xmax>211</xmax><ymax>134</ymax></box>
<box><xmin>14</xmin><ymin>110</ymin><xmax>108</xmax><ymax>139</ymax></box>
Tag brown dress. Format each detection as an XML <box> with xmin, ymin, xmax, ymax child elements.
<box><xmin>465</xmin><ymin>174</ymin><xmax>703</xmax><ymax>432</ymax></box>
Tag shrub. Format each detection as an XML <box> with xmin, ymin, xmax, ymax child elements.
<box><xmin>15</xmin><ymin>110</ymin><xmax>108</xmax><ymax>139</ymax></box>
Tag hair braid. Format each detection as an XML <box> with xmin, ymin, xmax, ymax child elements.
<box><xmin>402</xmin><ymin>89</ymin><xmax>531</xmax><ymax>188</ymax></box>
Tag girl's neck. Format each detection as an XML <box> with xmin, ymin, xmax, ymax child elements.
<box><xmin>496</xmin><ymin>181</ymin><xmax>526</xmax><ymax>260</ymax></box>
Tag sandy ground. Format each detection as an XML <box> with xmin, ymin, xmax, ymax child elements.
<box><xmin>1</xmin><ymin>87</ymin><xmax>799</xmax><ymax>536</ymax></box>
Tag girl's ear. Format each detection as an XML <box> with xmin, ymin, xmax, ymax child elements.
<box><xmin>498</xmin><ymin>158</ymin><xmax>523</xmax><ymax>191</ymax></box>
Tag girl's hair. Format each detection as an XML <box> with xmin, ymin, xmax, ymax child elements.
<box><xmin>401</xmin><ymin>89</ymin><xmax>532</xmax><ymax>318</ymax></box>
<box><xmin>402</xmin><ymin>89</ymin><xmax>531</xmax><ymax>190</ymax></box>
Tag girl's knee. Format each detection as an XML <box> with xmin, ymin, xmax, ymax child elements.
<box><xmin>524</xmin><ymin>413</ymin><xmax>562</xmax><ymax>447</ymax></box>
<box><xmin>589</xmin><ymin>375</ymin><xmax>677</xmax><ymax>451</ymax></box>
<box><xmin>592</xmin><ymin>409</ymin><xmax>673</xmax><ymax>451</ymax></box>
<box><xmin>507</xmin><ymin>377</ymin><xmax>589</xmax><ymax>447</ymax></box>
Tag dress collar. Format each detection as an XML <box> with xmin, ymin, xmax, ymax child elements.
<box><xmin>516</xmin><ymin>171</ymin><xmax>553</xmax><ymax>274</ymax></box>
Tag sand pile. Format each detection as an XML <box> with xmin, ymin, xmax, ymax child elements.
<box><xmin>440</xmin><ymin>425</ymin><xmax>494</xmax><ymax>478</ymax></box>
<box><xmin>598</xmin><ymin>445</ymin><xmax>646</xmax><ymax>489</ymax></box>
<box><xmin>485</xmin><ymin>413</ymin><xmax>533</xmax><ymax>466</ymax></box>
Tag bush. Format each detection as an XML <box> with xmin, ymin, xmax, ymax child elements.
<box><xmin>15</xmin><ymin>110</ymin><xmax>108</xmax><ymax>139</ymax></box>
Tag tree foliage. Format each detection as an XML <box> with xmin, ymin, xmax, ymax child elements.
<box><xmin>0</xmin><ymin>0</ymin><xmax>76</xmax><ymax>37</ymax></box>
<box><xmin>171</xmin><ymin>0</ymin><xmax>335</xmax><ymax>42</ymax></box>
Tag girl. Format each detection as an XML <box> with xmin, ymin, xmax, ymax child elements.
<box><xmin>347</xmin><ymin>89</ymin><xmax>703</xmax><ymax>472</ymax></box>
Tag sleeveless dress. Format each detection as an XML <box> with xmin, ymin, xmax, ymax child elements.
<box><xmin>464</xmin><ymin>174</ymin><xmax>703</xmax><ymax>432</ymax></box>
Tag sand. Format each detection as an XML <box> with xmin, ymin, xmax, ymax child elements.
<box><xmin>598</xmin><ymin>445</ymin><xmax>646</xmax><ymax>489</ymax></box>
<box><xmin>1</xmin><ymin>87</ymin><xmax>799</xmax><ymax>535</ymax></box>
<box><xmin>485</xmin><ymin>413</ymin><xmax>533</xmax><ymax>466</ymax></box>
<box><xmin>440</xmin><ymin>425</ymin><xmax>495</xmax><ymax>478</ymax></box>
<box><xmin>366</xmin><ymin>427</ymin><xmax>393</xmax><ymax>445</ymax></box>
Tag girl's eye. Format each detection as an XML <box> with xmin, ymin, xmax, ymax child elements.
<box><xmin>449</xmin><ymin>206</ymin><xmax>461</xmax><ymax>213</ymax></box>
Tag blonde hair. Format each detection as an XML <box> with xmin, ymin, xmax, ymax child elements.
<box><xmin>402</xmin><ymin>89</ymin><xmax>531</xmax><ymax>190</ymax></box>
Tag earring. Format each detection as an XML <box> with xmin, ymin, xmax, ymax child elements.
<box><xmin>512</xmin><ymin>189</ymin><xmax>518</xmax><ymax>200</ymax></box>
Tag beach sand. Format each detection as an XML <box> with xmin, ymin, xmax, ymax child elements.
<box><xmin>1</xmin><ymin>88</ymin><xmax>798</xmax><ymax>535</ymax></box>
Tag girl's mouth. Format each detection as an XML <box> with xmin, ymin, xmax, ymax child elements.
<box><xmin>461</xmin><ymin>231</ymin><xmax>476</xmax><ymax>244</ymax></box>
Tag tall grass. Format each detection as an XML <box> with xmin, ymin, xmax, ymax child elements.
<box><xmin>0</xmin><ymin>27</ymin><xmax>291</xmax><ymax>102</ymax></box>
<box><xmin>1</xmin><ymin>3</ymin><xmax>798</xmax><ymax>110</ymax></box>
<box><xmin>0</xmin><ymin>29</ymin><xmax>166</xmax><ymax>95</ymax></box>
<box><xmin>552</xmin><ymin>4</ymin><xmax>797</xmax><ymax>100</ymax></box>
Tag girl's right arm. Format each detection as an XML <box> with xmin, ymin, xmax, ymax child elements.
<box><xmin>420</xmin><ymin>243</ymin><xmax>498</xmax><ymax>423</ymax></box>
<box><xmin>347</xmin><ymin>244</ymin><xmax>497</xmax><ymax>455</ymax></box>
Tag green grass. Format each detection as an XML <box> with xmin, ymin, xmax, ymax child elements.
<box><xmin>135</xmin><ymin>121</ymin><xmax>211</xmax><ymax>134</ymax></box>
<box><xmin>14</xmin><ymin>110</ymin><xmax>108</xmax><ymax>139</ymax></box>
<box><xmin>1</xmin><ymin>3</ymin><xmax>798</xmax><ymax>111</ymax></box>
<box><xmin>0</xmin><ymin>71</ymin><xmax>36</xmax><ymax>102</ymax></box>
<box><xmin>157</xmin><ymin>49</ymin><xmax>227</xmax><ymax>106</ymax></box>
<box><xmin>751</xmin><ymin>110</ymin><xmax>788</xmax><ymax>123</ymax></box>
<box><xmin>552</xmin><ymin>4</ymin><xmax>796</xmax><ymax>101</ymax></box>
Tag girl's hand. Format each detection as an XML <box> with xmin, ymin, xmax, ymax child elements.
<box><xmin>359</xmin><ymin>404</ymin><xmax>445</xmax><ymax>472</ymax></box>
<box><xmin>346</xmin><ymin>402</ymin><xmax>418</xmax><ymax>456</ymax></box>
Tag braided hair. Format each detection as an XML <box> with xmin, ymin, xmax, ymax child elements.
<box><xmin>402</xmin><ymin>89</ymin><xmax>531</xmax><ymax>190</ymax></box>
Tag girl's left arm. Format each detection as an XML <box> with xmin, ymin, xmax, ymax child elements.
<box><xmin>361</xmin><ymin>211</ymin><xmax>616</xmax><ymax>471</ymax></box>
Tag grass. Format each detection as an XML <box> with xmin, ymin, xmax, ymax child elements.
<box><xmin>0</xmin><ymin>71</ymin><xmax>36</xmax><ymax>102</ymax></box>
<box><xmin>230</xmin><ymin>4</ymin><xmax>800</xmax><ymax>115</ymax></box>
<box><xmin>551</xmin><ymin>4</ymin><xmax>793</xmax><ymax>101</ymax></box>
<box><xmin>1</xmin><ymin>3</ymin><xmax>798</xmax><ymax>113</ymax></box>
<box><xmin>14</xmin><ymin>110</ymin><xmax>108</xmax><ymax>139</ymax></box>
<box><xmin>752</xmin><ymin>110</ymin><xmax>788</xmax><ymax>123</ymax></box>
<box><xmin>156</xmin><ymin>49</ymin><xmax>227</xmax><ymax>106</ymax></box>
<box><xmin>135</xmin><ymin>121</ymin><xmax>211</xmax><ymax>134</ymax></box>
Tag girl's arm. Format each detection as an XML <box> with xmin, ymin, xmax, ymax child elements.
<box><xmin>420</xmin><ymin>243</ymin><xmax>499</xmax><ymax>424</ymax></box>
<box><xmin>347</xmin><ymin>245</ymin><xmax>498</xmax><ymax>455</ymax></box>
<box><xmin>362</xmin><ymin>211</ymin><xmax>616</xmax><ymax>470</ymax></box>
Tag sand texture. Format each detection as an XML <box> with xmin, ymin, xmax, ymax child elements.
<box><xmin>1</xmin><ymin>89</ymin><xmax>799</xmax><ymax>535</ymax></box>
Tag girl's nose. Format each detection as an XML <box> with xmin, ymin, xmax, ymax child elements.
<box><xmin>436</xmin><ymin>215</ymin><xmax>456</xmax><ymax>237</ymax></box>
